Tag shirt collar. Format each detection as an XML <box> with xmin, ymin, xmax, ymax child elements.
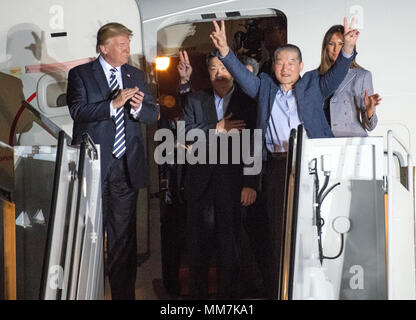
<box><xmin>214</xmin><ymin>85</ymin><xmax>235</xmax><ymax>101</ymax></box>
<box><xmin>99</xmin><ymin>55</ymin><xmax>121</xmax><ymax>75</ymax></box>
<box><xmin>278</xmin><ymin>84</ymin><xmax>294</xmax><ymax>98</ymax></box>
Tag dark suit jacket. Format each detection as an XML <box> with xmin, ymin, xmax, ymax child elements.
<box><xmin>158</xmin><ymin>117</ymin><xmax>186</xmax><ymax>205</ymax></box>
<box><xmin>219</xmin><ymin>49</ymin><xmax>357</xmax><ymax>157</ymax></box>
<box><xmin>67</xmin><ymin>58</ymin><xmax>159</xmax><ymax>189</ymax></box>
<box><xmin>181</xmin><ymin>86</ymin><xmax>259</xmax><ymax>201</ymax></box>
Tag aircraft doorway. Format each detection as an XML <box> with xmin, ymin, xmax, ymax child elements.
<box><xmin>155</xmin><ymin>11</ymin><xmax>288</xmax><ymax>298</ymax></box>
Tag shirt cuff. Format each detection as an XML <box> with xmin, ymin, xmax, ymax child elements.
<box><xmin>110</xmin><ymin>101</ymin><xmax>117</xmax><ymax>117</ymax></box>
<box><xmin>341</xmin><ymin>48</ymin><xmax>354</xmax><ymax>59</ymax></box>
<box><xmin>178</xmin><ymin>81</ymin><xmax>191</xmax><ymax>95</ymax></box>
<box><xmin>130</xmin><ymin>103</ymin><xmax>142</xmax><ymax>119</ymax></box>
<box><xmin>217</xmin><ymin>50</ymin><xmax>227</xmax><ymax>60</ymax></box>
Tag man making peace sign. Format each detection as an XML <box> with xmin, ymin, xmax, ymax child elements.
<box><xmin>209</xmin><ymin>18</ymin><xmax>360</xmax><ymax>298</ymax></box>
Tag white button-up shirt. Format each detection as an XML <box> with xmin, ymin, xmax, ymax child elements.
<box><xmin>99</xmin><ymin>55</ymin><xmax>141</xmax><ymax>118</ymax></box>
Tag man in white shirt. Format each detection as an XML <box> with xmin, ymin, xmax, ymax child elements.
<box><xmin>67</xmin><ymin>22</ymin><xmax>159</xmax><ymax>300</ymax></box>
<box><xmin>181</xmin><ymin>52</ymin><xmax>258</xmax><ymax>299</ymax></box>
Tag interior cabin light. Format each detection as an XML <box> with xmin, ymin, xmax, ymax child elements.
<box><xmin>155</xmin><ymin>57</ymin><xmax>170</xmax><ymax>71</ymax></box>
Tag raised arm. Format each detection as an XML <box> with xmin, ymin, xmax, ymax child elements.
<box><xmin>177</xmin><ymin>49</ymin><xmax>193</xmax><ymax>97</ymax></box>
<box><xmin>342</xmin><ymin>17</ymin><xmax>359</xmax><ymax>55</ymax></box>
<box><xmin>210</xmin><ymin>20</ymin><xmax>230</xmax><ymax>57</ymax></box>
<box><xmin>319</xmin><ymin>17</ymin><xmax>360</xmax><ymax>98</ymax></box>
<box><xmin>210</xmin><ymin>20</ymin><xmax>261</xmax><ymax>100</ymax></box>
<box><xmin>178</xmin><ymin>50</ymin><xmax>193</xmax><ymax>84</ymax></box>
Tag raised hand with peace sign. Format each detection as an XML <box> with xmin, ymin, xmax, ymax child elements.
<box><xmin>177</xmin><ymin>50</ymin><xmax>192</xmax><ymax>84</ymax></box>
<box><xmin>210</xmin><ymin>20</ymin><xmax>230</xmax><ymax>57</ymax></box>
<box><xmin>343</xmin><ymin>17</ymin><xmax>360</xmax><ymax>54</ymax></box>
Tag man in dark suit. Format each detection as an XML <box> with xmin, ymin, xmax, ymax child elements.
<box><xmin>181</xmin><ymin>52</ymin><xmax>258</xmax><ymax>299</ymax></box>
<box><xmin>67</xmin><ymin>22</ymin><xmax>159</xmax><ymax>300</ymax></box>
<box><xmin>210</xmin><ymin>18</ymin><xmax>360</xmax><ymax>299</ymax></box>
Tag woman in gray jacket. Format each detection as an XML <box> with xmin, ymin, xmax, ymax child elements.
<box><xmin>318</xmin><ymin>24</ymin><xmax>382</xmax><ymax>137</ymax></box>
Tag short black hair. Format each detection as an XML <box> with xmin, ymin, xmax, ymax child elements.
<box><xmin>273</xmin><ymin>44</ymin><xmax>302</xmax><ymax>62</ymax></box>
<box><xmin>206</xmin><ymin>51</ymin><xmax>217</xmax><ymax>66</ymax></box>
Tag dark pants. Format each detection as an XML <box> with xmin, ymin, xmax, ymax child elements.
<box><xmin>160</xmin><ymin>200</ymin><xmax>186</xmax><ymax>296</ymax></box>
<box><xmin>102</xmin><ymin>156</ymin><xmax>139</xmax><ymax>300</ymax></box>
<box><xmin>160</xmin><ymin>161</ymin><xmax>187</xmax><ymax>296</ymax></box>
<box><xmin>186</xmin><ymin>167</ymin><xmax>242</xmax><ymax>299</ymax></box>
<box><xmin>247</xmin><ymin>153</ymin><xmax>287</xmax><ymax>299</ymax></box>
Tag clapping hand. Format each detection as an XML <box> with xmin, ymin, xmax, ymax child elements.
<box><xmin>112</xmin><ymin>87</ymin><xmax>139</xmax><ymax>109</ymax></box>
<box><xmin>130</xmin><ymin>89</ymin><xmax>145</xmax><ymax>111</ymax></box>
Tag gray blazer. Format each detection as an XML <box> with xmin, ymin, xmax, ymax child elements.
<box><xmin>329</xmin><ymin>68</ymin><xmax>378</xmax><ymax>137</ymax></box>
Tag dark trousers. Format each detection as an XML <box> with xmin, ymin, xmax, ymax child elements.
<box><xmin>186</xmin><ymin>169</ymin><xmax>241</xmax><ymax>299</ymax></box>
<box><xmin>160</xmin><ymin>162</ymin><xmax>187</xmax><ymax>296</ymax></box>
<box><xmin>160</xmin><ymin>200</ymin><xmax>186</xmax><ymax>296</ymax></box>
<box><xmin>247</xmin><ymin>153</ymin><xmax>287</xmax><ymax>299</ymax></box>
<box><xmin>102</xmin><ymin>156</ymin><xmax>139</xmax><ymax>300</ymax></box>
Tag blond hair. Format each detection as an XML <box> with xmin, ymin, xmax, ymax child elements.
<box><xmin>96</xmin><ymin>22</ymin><xmax>133</xmax><ymax>54</ymax></box>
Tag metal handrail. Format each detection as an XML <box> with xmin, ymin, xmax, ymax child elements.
<box><xmin>386</xmin><ymin>129</ymin><xmax>415</xmax><ymax>299</ymax></box>
<box><xmin>21</xmin><ymin>101</ymin><xmax>72</xmax><ymax>143</ymax></box>
<box><xmin>386</xmin><ymin>130</ymin><xmax>413</xmax><ymax>190</ymax></box>
<box><xmin>39</xmin><ymin>131</ymin><xmax>66</xmax><ymax>299</ymax></box>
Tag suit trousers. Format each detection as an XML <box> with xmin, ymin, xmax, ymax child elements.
<box><xmin>186</xmin><ymin>167</ymin><xmax>242</xmax><ymax>299</ymax></box>
<box><xmin>102</xmin><ymin>156</ymin><xmax>139</xmax><ymax>300</ymax></box>
<box><xmin>247</xmin><ymin>154</ymin><xmax>287</xmax><ymax>299</ymax></box>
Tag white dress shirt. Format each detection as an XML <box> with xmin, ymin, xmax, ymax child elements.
<box><xmin>214</xmin><ymin>86</ymin><xmax>235</xmax><ymax>121</ymax></box>
<box><xmin>265</xmin><ymin>85</ymin><xmax>301</xmax><ymax>152</ymax></box>
<box><xmin>99</xmin><ymin>55</ymin><xmax>142</xmax><ymax>119</ymax></box>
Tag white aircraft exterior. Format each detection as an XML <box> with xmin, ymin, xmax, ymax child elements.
<box><xmin>1</xmin><ymin>0</ymin><xmax>416</xmax><ymax>300</ymax></box>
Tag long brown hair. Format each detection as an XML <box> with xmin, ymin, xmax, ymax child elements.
<box><xmin>318</xmin><ymin>24</ymin><xmax>360</xmax><ymax>75</ymax></box>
